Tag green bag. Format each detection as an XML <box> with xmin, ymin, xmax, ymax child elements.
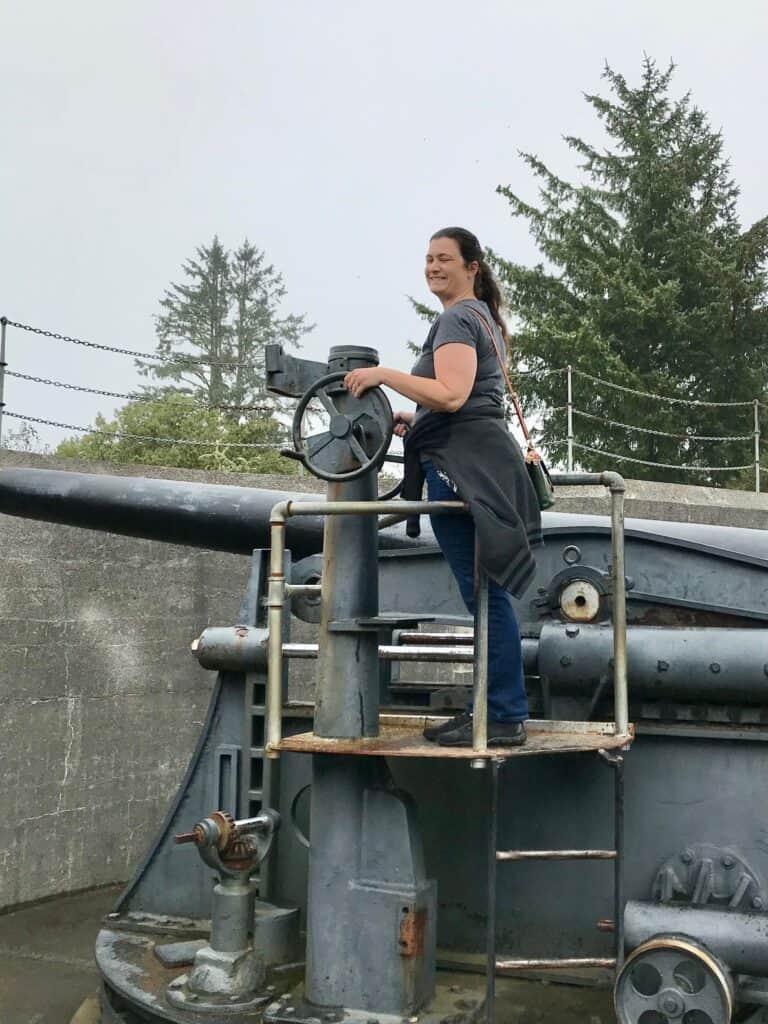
<box><xmin>526</xmin><ymin>451</ymin><xmax>556</xmax><ymax>511</ymax></box>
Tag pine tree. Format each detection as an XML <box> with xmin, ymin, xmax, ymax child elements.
<box><xmin>138</xmin><ymin>237</ymin><xmax>312</xmax><ymax>410</ymax></box>
<box><xmin>492</xmin><ymin>59</ymin><xmax>768</xmax><ymax>485</ymax></box>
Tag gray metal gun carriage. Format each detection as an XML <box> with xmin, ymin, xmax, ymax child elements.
<box><xmin>3</xmin><ymin>342</ymin><xmax>768</xmax><ymax>1024</ymax></box>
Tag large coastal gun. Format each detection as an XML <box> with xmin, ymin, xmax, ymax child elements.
<box><xmin>2</xmin><ymin>341</ymin><xmax>768</xmax><ymax>1023</ymax></box>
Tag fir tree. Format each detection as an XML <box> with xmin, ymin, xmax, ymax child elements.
<box><xmin>137</xmin><ymin>237</ymin><xmax>312</xmax><ymax>410</ymax></box>
<box><xmin>492</xmin><ymin>59</ymin><xmax>768</xmax><ymax>485</ymax></box>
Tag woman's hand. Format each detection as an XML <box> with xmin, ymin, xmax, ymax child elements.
<box><xmin>393</xmin><ymin>410</ymin><xmax>414</xmax><ymax>437</ymax></box>
<box><xmin>344</xmin><ymin>367</ymin><xmax>383</xmax><ymax>398</ymax></box>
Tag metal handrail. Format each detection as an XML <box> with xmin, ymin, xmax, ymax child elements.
<box><xmin>266</xmin><ymin>499</ymin><xmax>468</xmax><ymax>758</ymax></box>
<box><xmin>265</xmin><ymin>472</ymin><xmax>628</xmax><ymax>759</ymax></box>
<box><xmin>550</xmin><ymin>472</ymin><xmax>628</xmax><ymax>736</ymax></box>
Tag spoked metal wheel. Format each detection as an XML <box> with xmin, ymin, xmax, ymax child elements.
<box><xmin>615</xmin><ymin>936</ymin><xmax>733</xmax><ymax>1024</ymax></box>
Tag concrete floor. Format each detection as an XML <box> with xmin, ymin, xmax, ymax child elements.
<box><xmin>0</xmin><ymin>887</ymin><xmax>616</xmax><ymax>1023</ymax></box>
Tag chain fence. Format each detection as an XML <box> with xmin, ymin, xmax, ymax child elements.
<box><xmin>0</xmin><ymin>317</ymin><xmax>766</xmax><ymax>488</ymax></box>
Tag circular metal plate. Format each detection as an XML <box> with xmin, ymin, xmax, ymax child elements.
<box><xmin>615</xmin><ymin>936</ymin><xmax>733</xmax><ymax>1024</ymax></box>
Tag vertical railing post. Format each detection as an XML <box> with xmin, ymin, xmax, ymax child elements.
<box><xmin>485</xmin><ymin>758</ymin><xmax>500</xmax><ymax>1023</ymax></box>
<box><xmin>566</xmin><ymin>364</ymin><xmax>574</xmax><ymax>472</ymax></box>
<box><xmin>266</xmin><ymin>503</ymin><xmax>289</xmax><ymax>759</ymax></box>
<box><xmin>472</xmin><ymin>535</ymin><xmax>489</xmax><ymax>753</ymax></box>
<box><xmin>0</xmin><ymin>317</ymin><xmax>8</xmax><ymax>449</ymax></box>
<box><xmin>757</xmin><ymin>399</ymin><xmax>765</xmax><ymax>495</ymax></box>
<box><xmin>609</xmin><ymin>482</ymin><xmax>628</xmax><ymax>737</ymax></box>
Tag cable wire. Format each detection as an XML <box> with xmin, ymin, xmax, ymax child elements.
<box><xmin>4</xmin><ymin>370</ymin><xmax>273</xmax><ymax>412</ymax></box>
<box><xmin>570</xmin><ymin>368</ymin><xmax>761</xmax><ymax>409</ymax></box>
<box><xmin>570</xmin><ymin>440</ymin><xmax>753</xmax><ymax>472</ymax></box>
<box><xmin>3</xmin><ymin>319</ymin><xmax>256</xmax><ymax>369</ymax></box>
<box><xmin>572</xmin><ymin>407</ymin><xmax>752</xmax><ymax>442</ymax></box>
<box><xmin>4</xmin><ymin>411</ymin><xmax>284</xmax><ymax>449</ymax></box>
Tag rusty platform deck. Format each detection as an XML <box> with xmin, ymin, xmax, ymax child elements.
<box><xmin>276</xmin><ymin>716</ymin><xmax>633</xmax><ymax>760</ymax></box>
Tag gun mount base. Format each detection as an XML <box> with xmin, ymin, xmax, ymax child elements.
<box><xmin>263</xmin><ymin>980</ymin><xmax>486</xmax><ymax>1024</ymax></box>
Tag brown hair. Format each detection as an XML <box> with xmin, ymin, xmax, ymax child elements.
<box><xmin>430</xmin><ymin>226</ymin><xmax>509</xmax><ymax>342</ymax></box>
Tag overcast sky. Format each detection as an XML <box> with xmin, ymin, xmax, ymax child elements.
<box><xmin>1</xmin><ymin>1</ymin><xmax>766</xmax><ymax>451</ymax></box>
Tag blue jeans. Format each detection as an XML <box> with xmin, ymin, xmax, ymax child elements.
<box><xmin>425</xmin><ymin>462</ymin><xmax>529</xmax><ymax>723</ymax></box>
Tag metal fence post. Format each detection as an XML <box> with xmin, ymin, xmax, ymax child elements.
<box><xmin>757</xmin><ymin>399</ymin><xmax>765</xmax><ymax>495</ymax></box>
<box><xmin>566</xmin><ymin>364</ymin><xmax>574</xmax><ymax>472</ymax></box>
<box><xmin>472</xmin><ymin>534</ymin><xmax>489</xmax><ymax>753</ymax></box>
<box><xmin>0</xmin><ymin>317</ymin><xmax>7</xmax><ymax>449</ymax></box>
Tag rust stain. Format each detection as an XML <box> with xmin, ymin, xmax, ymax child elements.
<box><xmin>399</xmin><ymin>906</ymin><xmax>427</xmax><ymax>958</ymax></box>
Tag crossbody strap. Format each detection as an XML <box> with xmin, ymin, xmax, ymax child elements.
<box><xmin>466</xmin><ymin>306</ymin><xmax>539</xmax><ymax>459</ymax></box>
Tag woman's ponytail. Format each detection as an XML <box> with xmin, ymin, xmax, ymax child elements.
<box><xmin>474</xmin><ymin>259</ymin><xmax>509</xmax><ymax>344</ymax></box>
<box><xmin>430</xmin><ymin>226</ymin><xmax>510</xmax><ymax>345</ymax></box>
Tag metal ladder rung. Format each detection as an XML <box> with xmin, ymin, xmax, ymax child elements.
<box><xmin>497</xmin><ymin>849</ymin><xmax>616</xmax><ymax>862</ymax></box>
<box><xmin>496</xmin><ymin>957</ymin><xmax>617</xmax><ymax>971</ymax></box>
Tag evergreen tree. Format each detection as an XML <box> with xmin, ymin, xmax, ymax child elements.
<box><xmin>138</xmin><ymin>237</ymin><xmax>312</xmax><ymax>410</ymax></box>
<box><xmin>492</xmin><ymin>59</ymin><xmax>768</xmax><ymax>485</ymax></box>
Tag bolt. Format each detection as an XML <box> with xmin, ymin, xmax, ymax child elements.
<box><xmin>657</xmin><ymin>660</ymin><xmax>669</xmax><ymax>672</ymax></box>
<box><xmin>721</xmin><ymin>855</ymin><xmax>735</xmax><ymax>868</ymax></box>
<box><xmin>752</xmin><ymin>897</ymin><xmax>764</xmax><ymax>910</ymax></box>
<box><xmin>710</xmin><ymin>662</ymin><xmax>721</xmax><ymax>674</ymax></box>
<box><xmin>560</xmin><ymin>655</ymin><xmax>572</xmax><ymax>667</ymax></box>
<box><xmin>565</xmin><ymin>624</ymin><xmax>580</xmax><ymax>638</ymax></box>
<box><xmin>681</xmin><ymin>850</ymin><xmax>695</xmax><ymax>865</ymax></box>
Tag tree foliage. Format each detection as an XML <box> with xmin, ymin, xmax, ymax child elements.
<box><xmin>2</xmin><ymin>421</ymin><xmax>48</xmax><ymax>454</ymax></box>
<box><xmin>492</xmin><ymin>59</ymin><xmax>768</xmax><ymax>485</ymax></box>
<box><xmin>55</xmin><ymin>393</ymin><xmax>296</xmax><ymax>474</ymax></box>
<box><xmin>137</xmin><ymin>237</ymin><xmax>312</xmax><ymax>409</ymax></box>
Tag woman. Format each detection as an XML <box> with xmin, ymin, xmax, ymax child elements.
<box><xmin>344</xmin><ymin>227</ymin><xmax>541</xmax><ymax>747</ymax></box>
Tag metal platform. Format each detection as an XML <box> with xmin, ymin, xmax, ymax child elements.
<box><xmin>276</xmin><ymin>715</ymin><xmax>633</xmax><ymax>760</ymax></box>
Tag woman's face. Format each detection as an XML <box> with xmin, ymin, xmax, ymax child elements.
<box><xmin>425</xmin><ymin>236</ymin><xmax>477</xmax><ymax>303</ymax></box>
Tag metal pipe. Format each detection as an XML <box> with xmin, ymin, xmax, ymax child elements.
<box><xmin>284</xmin><ymin>498</ymin><xmax>466</xmax><ymax>518</ymax></box>
<box><xmin>486</xmin><ymin>760</ymin><xmax>499</xmax><ymax>1024</ymax></box>
<box><xmin>497</xmin><ymin>958</ymin><xmax>616</xmax><ymax>970</ymax></box>
<box><xmin>496</xmin><ymin>850</ymin><xmax>616</xmax><ymax>861</ymax></box>
<box><xmin>614</xmin><ymin>755</ymin><xmax>625</xmax><ymax>969</ymax></box>
<box><xmin>266</xmin><ymin>502</ymin><xmax>289</xmax><ymax>759</ymax></box>
<box><xmin>0</xmin><ymin>317</ymin><xmax>7</xmax><ymax>448</ymax></box>
<box><xmin>397</xmin><ymin>631</ymin><xmax>473</xmax><ymax>645</ymax></box>
<box><xmin>607</xmin><ymin>476</ymin><xmax>629</xmax><ymax>737</ymax></box>
<box><xmin>624</xmin><ymin>901</ymin><xmax>768</xmax><ymax>975</ymax></box>
<box><xmin>566</xmin><ymin>364</ymin><xmax>574</xmax><ymax>472</ymax></box>
<box><xmin>473</xmin><ymin>539</ymin><xmax>489</xmax><ymax>752</ymax></box>
<box><xmin>284</xmin><ymin>584</ymin><xmax>321</xmax><ymax>597</ymax></box>
<box><xmin>193</xmin><ymin>630</ymin><xmax>540</xmax><ymax>672</ymax></box>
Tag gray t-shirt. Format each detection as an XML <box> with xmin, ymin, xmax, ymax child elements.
<box><xmin>411</xmin><ymin>299</ymin><xmax>505</xmax><ymax>421</ymax></box>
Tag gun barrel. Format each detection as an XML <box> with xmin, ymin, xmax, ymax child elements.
<box><xmin>0</xmin><ymin>468</ymin><xmax>422</xmax><ymax>558</ymax></box>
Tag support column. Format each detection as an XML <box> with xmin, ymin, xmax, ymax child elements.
<box><xmin>314</xmin><ymin>473</ymin><xmax>380</xmax><ymax>738</ymax></box>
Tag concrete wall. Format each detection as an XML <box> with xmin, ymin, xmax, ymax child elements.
<box><xmin>2</xmin><ymin>452</ymin><xmax>767</xmax><ymax>910</ymax></box>
<box><xmin>0</xmin><ymin>453</ymin><xmax>325</xmax><ymax>910</ymax></box>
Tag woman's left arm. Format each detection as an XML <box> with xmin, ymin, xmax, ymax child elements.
<box><xmin>344</xmin><ymin>344</ymin><xmax>477</xmax><ymax>414</ymax></box>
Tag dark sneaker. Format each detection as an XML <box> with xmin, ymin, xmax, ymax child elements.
<box><xmin>423</xmin><ymin>710</ymin><xmax>472</xmax><ymax>742</ymax></box>
<box><xmin>437</xmin><ymin>718</ymin><xmax>527</xmax><ymax>748</ymax></box>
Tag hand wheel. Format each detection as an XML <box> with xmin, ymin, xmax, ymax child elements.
<box><xmin>291</xmin><ymin>372</ymin><xmax>394</xmax><ymax>482</ymax></box>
